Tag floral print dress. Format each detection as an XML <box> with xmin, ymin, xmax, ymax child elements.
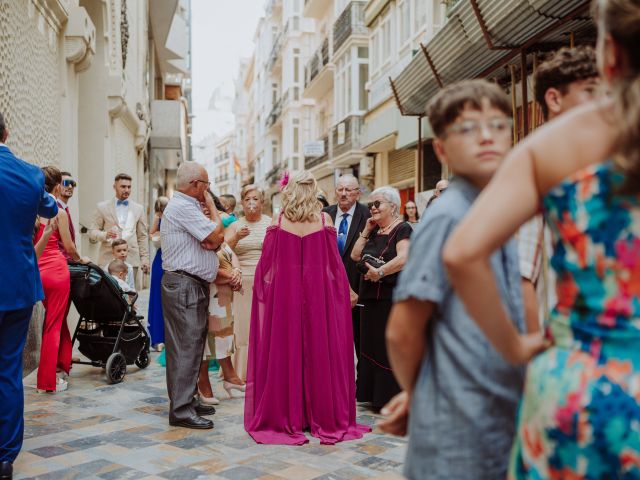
<box><xmin>510</xmin><ymin>161</ymin><xmax>640</xmax><ymax>479</ymax></box>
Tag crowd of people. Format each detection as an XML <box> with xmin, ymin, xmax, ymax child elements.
<box><xmin>1</xmin><ymin>0</ymin><xmax>639</xmax><ymax>478</ymax></box>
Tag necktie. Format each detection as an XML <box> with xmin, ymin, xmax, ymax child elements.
<box><xmin>117</xmin><ymin>199</ymin><xmax>129</xmax><ymax>206</ymax></box>
<box><xmin>337</xmin><ymin>213</ymin><xmax>349</xmax><ymax>255</ymax></box>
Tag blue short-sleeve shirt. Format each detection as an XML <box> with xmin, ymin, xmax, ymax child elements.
<box><xmin>394</xmin><ymin>177</ymin><xmax>526</xmax><ymax>480</ymax></box>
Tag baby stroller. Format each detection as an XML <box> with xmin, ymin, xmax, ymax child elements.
<box><xmin>68</xmin><ymin>262</ymin><xmax>150</xmax><ymax>384</ymax></box>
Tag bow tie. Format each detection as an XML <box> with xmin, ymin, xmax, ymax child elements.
<box><xmin>117</xmin><ymin>199</ymin><xmax>129</xmax><ymax>207</ymax></box>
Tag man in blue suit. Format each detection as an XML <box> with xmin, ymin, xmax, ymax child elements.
<box><xmin>0</xmin><ymin>112</ymin><xmax>58</xmax><ymax>480</ymax></box>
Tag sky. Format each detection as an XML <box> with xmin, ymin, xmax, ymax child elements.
<box><xmin>190</xmin><ymin>0</ymin><xmax>264</xmax><ymax>144</ymax></box>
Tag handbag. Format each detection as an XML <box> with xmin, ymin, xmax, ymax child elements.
<box><xmin>356</xmin><ymin>253</ymin><xmax>386</xmax><ymax>274</ymax></box>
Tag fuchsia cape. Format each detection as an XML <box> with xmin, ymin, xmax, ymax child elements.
<box><xmin>244</xmin><ymin>219</ymin><xmax>371</xmax><ymax>445</ymax></box>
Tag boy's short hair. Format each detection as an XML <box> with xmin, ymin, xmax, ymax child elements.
<box><xmin>111</xmin><ymin>239</ymin><xmax>127</xmax><ymax>249</ymax></box>
<box><xmin>534</xmin><ymin>46</ymin><xmax>598</xmax><ymax>120</ymax></box>
<box><xmin>108</xmin><ymin>259</ymin><xmax>128</xmax><ymax>276</ymax></box>
<box><xmin>426</xmin><ymin>79</ymin><xmax>511</xmax><ymax>138</ymax></box>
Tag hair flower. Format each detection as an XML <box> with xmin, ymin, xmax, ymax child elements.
<box><xmin>279</xmin><ymin>170</ymin><xmax>290</xmax><ymax>191</ymax></box>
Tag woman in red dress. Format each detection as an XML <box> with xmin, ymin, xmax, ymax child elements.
<box><xmin>34</xmin><ymin>167</ymin><xmax>88</xmax><ymax>393</ymax></box>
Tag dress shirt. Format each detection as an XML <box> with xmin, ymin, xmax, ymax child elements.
<box><xmin>160</xmin><ymin>192</ymin><xmax>219</xmax><ymax>282</ymax></box>
<box><xmin>114</xmin><ymin>197</ymin><xmax>129</xmax><ymax>226</ymax></box>
<box><xmin>335</xmin><ymin>203</ymin><xmax>357</xmax><ymax>237</ymax></box>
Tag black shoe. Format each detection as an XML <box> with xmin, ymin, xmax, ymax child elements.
<box><xmin>0</xmin><ymin>461</ymin><xmax>12</xmax><ymax>480</ymax></box>
<box><xmin>195</xmin><ymin>404</ymin><xmax>216</xmax><ymax>416</ymax></box>
<box><xmin>169</xmin><ymin>416</ymin><xmax>213</xmax><ymax>429</ymax></box>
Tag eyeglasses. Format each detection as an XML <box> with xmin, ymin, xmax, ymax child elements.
<box><xmin>192</xmin><ymin>180</ymin><xmax>211</xmax><ymax>187</ymax></box>
<box><xmin>444</xmin><ymin>118</ymin><xmax>513</xmax><ymax>139</ymax></box>
<box><xmin>367</xmin><ymin>200</ymin><xmax>389</xmax><ymax>210</ymax></box>
<box><xmin>62</xmin><ymin>179</ymin><xmax>77</xmax><ymax>188</ymax></box>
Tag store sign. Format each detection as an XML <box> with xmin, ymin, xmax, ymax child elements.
<box><xmin>303</xmin><ymin>141</ymin><xmax>325</xmax><ymax>157</ymax></box>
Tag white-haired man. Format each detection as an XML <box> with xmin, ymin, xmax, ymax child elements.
<box><xmin>323</xmin><ymin>174</ymin><xmax>370</xmax><ymax>362</ymax></box>
<box><xmin>161</xmin><ymin>162</ymin><xmax>224</xmax><ymax>429</ymax></box>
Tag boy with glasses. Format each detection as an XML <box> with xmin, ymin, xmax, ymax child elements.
<box><xmin>381</xmin><ymin>79</ymin><xmax>529</xmax><ymax>479</ymax></box>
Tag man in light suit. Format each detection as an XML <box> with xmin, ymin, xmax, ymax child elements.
<box><xmin>88</xmin><ymin>173</ymin><xmax>149</xmax><ymax>289</ymax></box>
<box><xmin>0</xmin><ymin>111</ymin><xmax>59</xmax><ymax>480</ymax></box>
<box><xmin>323</xmin><ymin>174</ymin><xmax>371</xmax><ymax>362</ymax></box>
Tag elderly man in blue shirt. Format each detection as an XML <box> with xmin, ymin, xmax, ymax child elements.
<box><xmin>0</xmin><ymin>112</ymin><xmax>58</xmax><ymax>480</ymax></box>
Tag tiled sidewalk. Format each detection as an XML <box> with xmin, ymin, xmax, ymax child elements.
<box><xmin>16</xmin><ymin>292</ymin><xmax>407</xmax><ymax>480</ymax></box>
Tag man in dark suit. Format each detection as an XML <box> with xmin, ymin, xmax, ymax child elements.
<box><xmin>0</xmin><ymin>111</ymin><xmax>59</xmax><ymax>479</ymax></box>
<box><xmin>323</xmin><ymin>174</ymin><xmax>370</xmax><ymax>361</ymax></box>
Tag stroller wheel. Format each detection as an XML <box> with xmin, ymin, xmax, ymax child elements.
<box><xmin>135</xmin><ymin>349</ymin><xmax>150</xmax><ymax>369</ymax></box>
<box><xmin>106</xmin><ymin>353</ymin><xmax>126</xmax><ymax>384</ymax></box>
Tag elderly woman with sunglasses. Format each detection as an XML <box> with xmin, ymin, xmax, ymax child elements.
<box><xmin>351</xmin><ymin>186</ymin><xmax>412</xmax><ymax>410</ymax></box>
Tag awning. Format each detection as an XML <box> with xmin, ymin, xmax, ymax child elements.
<box><xmin>391</xmin><ymin>0</ymin><xmax>594</xmax><ymax>116</ymax></box>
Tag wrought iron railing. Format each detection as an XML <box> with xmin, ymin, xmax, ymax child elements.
<box><xmin>304</xmin><ymin>37</ymin><xmax>330</xmax><ymax>87</ymax></box>
<box><xmin>332</xmin><ymin>115</ymin><xmax>363</xmax><ymax>158</ymax></box>
<box><xmin>333</xmin><ymin>1</ymin><xmax>366</xmax><ymax>53</ymax></box>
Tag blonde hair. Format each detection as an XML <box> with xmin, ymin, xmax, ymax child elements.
<box><xmin>281</xmin><ymin>171</ymin><xmax>321</xmax><ymax>223</ymax></box>
<box><xmin>240</xmin><ymin>184</ymin><xmax>263</xmax><ymax>201</ymax></box>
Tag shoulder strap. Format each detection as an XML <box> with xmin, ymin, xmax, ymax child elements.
<box><xmin>321</xmin><ymin>212</ymin><xmax>326</xmax><ymax>227</ymax></box>
<box><xmin>278</xmin><ymin>212</ymin><xmax>284</xmax><ymax>227</ymax></box>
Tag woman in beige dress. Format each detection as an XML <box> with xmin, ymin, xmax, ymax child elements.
<box><xmin>225</xmin><ymin>184</ymin><xmax>271</xmax><ymax>380</ymax></box>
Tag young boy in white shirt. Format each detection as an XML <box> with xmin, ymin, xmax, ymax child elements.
<box><xmin>103</xmin><ymin>239</ymin><xmax>134</xmax><ymax>290</ymax></box>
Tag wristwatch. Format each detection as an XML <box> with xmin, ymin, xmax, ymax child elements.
<box><xmin>377</xmin><ymin>268</ymin><xmax>385</xmax><ymax>279</ymax></box>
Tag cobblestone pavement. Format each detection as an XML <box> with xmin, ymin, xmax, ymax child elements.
<box><xmin>16</xmin><ymin>290</ymin><xmax>407</xmax><ymax>480</ymax></box>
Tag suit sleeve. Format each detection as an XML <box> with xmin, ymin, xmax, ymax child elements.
<box><xmin>88</xmin><ymin>206</ymin><xmax>108</xmax><ymax>243</ymax></box>
<box><xmin>136</xmin><ymin>206</ymin><xmax>149</xmax><ymax>264</ymax></box>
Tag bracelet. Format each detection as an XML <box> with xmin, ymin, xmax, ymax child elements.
<box><xmin>359</xmin><ymin>232</ymin><xmax>369</xmax><ymax>239</ymax></box>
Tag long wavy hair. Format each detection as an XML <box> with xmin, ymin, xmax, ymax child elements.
<box><xmin>594</xmin><ymin>0</ymin><xmax>640</xmax><ymax>192</ymax></box>
<box><xmin>281</xmin><ymin>171</ymin><xmax>321</xmax><ymax>223</ymax></box>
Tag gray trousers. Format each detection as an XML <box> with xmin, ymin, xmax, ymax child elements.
<box><xmin>161</xmin><ymin>271</ymin><xmax>209</xmax><ymax>422</ymax></box>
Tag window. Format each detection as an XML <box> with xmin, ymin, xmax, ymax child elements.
<box><xmin>370</xmin><ymin>28</ymin><xmax>379</xmax><ymax>72</ymax></box>
<box><xmin>382</xmin><ymin>13</ymin><xmax>392</xmax><ymax>64</ymax></box>
<box><xmin>413</xmin><ymin>0</ymin><xmax>427</xmax><ymax>33</ymax></box>
<box><xmin>293</xmin><ymin>48</ymin><xmax>300</xmax><ymax>84</ymax></box>
<box><xmin>399</xmin><ymin>0</ymin><xmax>411</xmax><ymax>44</ymax></box>
<box><xmin>293</xmin><ymin>118</ymin><xmax>300</xmax><ymax>154</ymax></box>
<box><xmin>359</xmin><ymin>63</ymin><xmax>368</xmax><ymax>111</ymax></box>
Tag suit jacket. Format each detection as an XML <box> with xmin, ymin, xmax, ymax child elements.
<box><xmin>323</xmin><ymin>202</ymin><xmax>371</xmax><ymax>292</ymax></box>
<box><xmin>88</xmin><ymin>198</ymin><xmax>149</xmax><ymax>267</ymax></box>
<box><xmin>0</xmin><ymin>145</ymin><xmax>58</xmax><ymax>310</ymax></box>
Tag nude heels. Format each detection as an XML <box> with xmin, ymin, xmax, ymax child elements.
<box><xmin>197</xmin><ymin>388</ymin><xmax>220</xmax><ymax>405</ymax></box>
<box><xmin>223</xmin><ymin>381</ymin><xmax>246</xmax><ymax>398</ymax></box>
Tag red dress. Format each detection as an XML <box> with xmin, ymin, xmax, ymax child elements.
<box><xmin>35</xmin><ymin>224</ymin><xmax>71</xmax><ymax>390</ymax></box>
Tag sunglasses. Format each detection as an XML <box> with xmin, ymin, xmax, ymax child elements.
<box><xmin>62</xmin><ymin>179</ymin><xmax>77</xmax><ymax>188</ymax></box>
<box><xmin>367</xmin><ymin>200</ymin><xmax>389</xmax><ymax>210</ymax></box>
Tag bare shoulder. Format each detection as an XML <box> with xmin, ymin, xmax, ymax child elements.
<box><xmin>505</xmin><ymin>100</ymin><xmax>617</xmax><ymax>195</ymax></box>
<box><xmin>322</xmin><ymin>211</ymin><xmax>334</xmax><ymax>227</ymax></box>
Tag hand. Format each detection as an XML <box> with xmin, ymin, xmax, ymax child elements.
<box><xmin>236</xmin><ymin>225</ymin><xmax>250</xmax><ymax>240</ymax></box>
<box><xmin>141</xmin><ymin>263</ymin><xmax>150</xmax><ymax>274</ymax></box>
<box><xmin>43</xmin><ymin>217</ymin><xmax>59</xmax><ymax>236</ymax></box>
<box><xmin>349</xmin><ymin>288</ymin><xmax>358</xmax><ymax>308</ymax></box>
<box><xmin>364</xmin><ymin>217</ymin><xmax>377</xmax><ymax>234</ymax></box>
<box><xmin>377</xmin><ymin>391</ymin><xmax>410</xmax><ymax>436</ymax></box>
<box><xmin>79</xmin><ymin>256</ymin><xmax>91</xmax><ymax>265</ymax></box>
<box><xmin>511</xmin><ymin>332</ymin><xmax>551</xmax><ymax>364</ymax></box>
<box><xmin>200</xmin><ymin>240</ymin><xmax>218</xmax><ymax>251</ymax></box>
<box><xmin>363</xmin><ymin>262</ymin><xmax>380</xmax><ymax>282</ymax></box>
<box><xmin>203</xmin><ymin>190</ymin><xmax>215</xmax><ymax>209</ymax></box>
<box><xmin>106</xmin><ymin>230</ymin><xmax>118</xmax><ymax>240</ymax></box>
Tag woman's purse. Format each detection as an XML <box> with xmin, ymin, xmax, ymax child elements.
<box><xmin>356</xmin><ymin>253</ymin><xmax>386</xmax><ymax>274</ymax></box>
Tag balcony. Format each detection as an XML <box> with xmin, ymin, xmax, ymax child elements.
<box><xmin>215</xmin><ymin>173</ymin><xmax>230</xmax><ymax>183</ymax></box>
<box><xmin>149</xmin><ymin>100</ymin><xmax>188</xmax><ymax>169</ymax></box>
<box><xmin>304</xmin><ymin>37</ymin><xmax>334</xmax><ymax>99</ymax></box>
<box><xmin>304</xmin><ymin>135</ymin><xmax>329</xmax><ymax>170</ymax></box>
<box><xmin>265</xmin><ymin>163</ymin><xmax>283</xmax><ymax>185</ymax></box>
<box><xmin>333</xmin><ymin>1</ymin><xmax>367</xmax><ymax>54</ymax></box>
<box><xmin>332</xmin><ymin>115</ymin><xmax>363</xmax><ymax>161</ymax></box>
<box><xmin>265</xmin><ymin>96</ymin><xmax>284</xmax><ymax>129</ymax></box>
<box><xmin>266</xmin><ymin>31</ymin><xmax>283</xmax><ymax>72</ymax></box>
<box><xmin>266</xmin><ymin>0</ymin><xmax>282</xmax><ymax>16</ymax></box>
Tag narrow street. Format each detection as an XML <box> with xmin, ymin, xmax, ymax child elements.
<box><xmin>16</xmin><ymin>292</ymin><xmax>406</xmax><ymax>480</ymax></box>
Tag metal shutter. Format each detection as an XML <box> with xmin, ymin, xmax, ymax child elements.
<box><xmin>388</xmin><ymin>149</ymin><xmax>415</xmax><ymax>185</ymax></box>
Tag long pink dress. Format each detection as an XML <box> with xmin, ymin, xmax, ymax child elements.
<box><xmin>244</xmin><ymin>215</ymin><xmax>371</xmax><ymax>445</ymax></box>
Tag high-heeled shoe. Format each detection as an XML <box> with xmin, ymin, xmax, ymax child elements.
<box><xmin>223</xmin><ymin>380</ymin><xmax>246</xmax><ymax>398</ymax></box>
<box><xmin>197</xmin><ymin>388</ymin><xmax>220</xmax><ymax>405</ymax></box>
